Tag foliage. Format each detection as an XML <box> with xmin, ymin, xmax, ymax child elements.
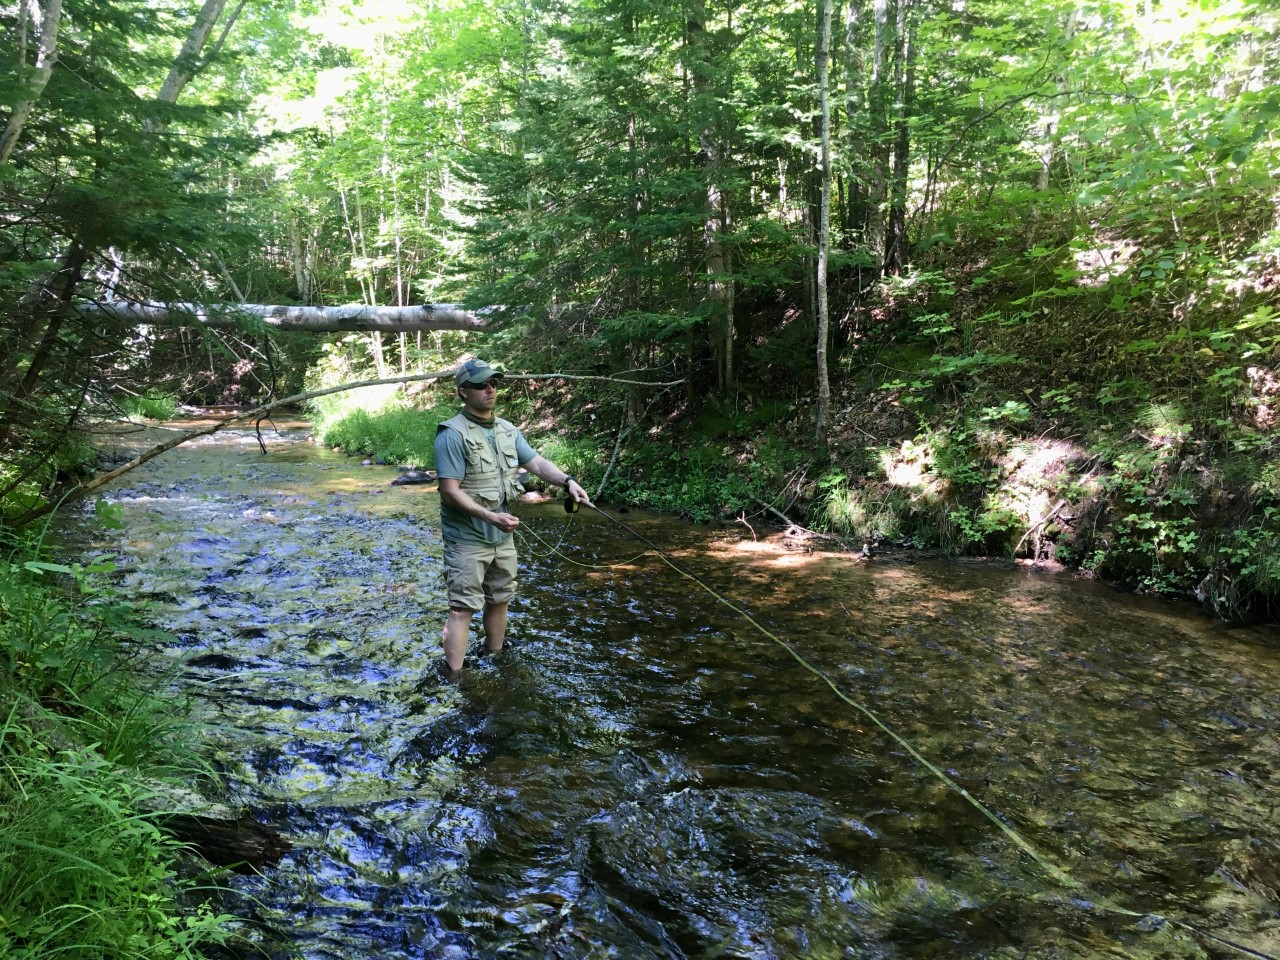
<box><xmin>811</xmin><ymin>471</ymin><xmax>903</xmax><ymax>543</ymax></box>
<box><xmin>119</xmin><ymin>391</ymin><xmax>180</xmax><ymax>421</ymax></box>
<box><xmin>314</xmin><ymin>402</ymin><xmax>453</xmax><ymax>468</ymax></box>
<box><xmin>0</xmin><ymin>551</ymin><xmax>234</xmax><ymax>957</ymax></box>
<box><xmin>603</xmin><ymin>441</ymin><xmax>775</xmax><ymax>523</ymax></box>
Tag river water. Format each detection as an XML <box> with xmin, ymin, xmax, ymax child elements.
<box><xmin>75</xmin><ymin>423</ymin><xmax>1280</xmax><ymax>959</ymax></box>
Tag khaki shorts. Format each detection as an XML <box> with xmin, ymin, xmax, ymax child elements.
<box><xmin>443</xmin><ymin>537</ymin><xmax>519</xmax><ymax>611</ymax></box>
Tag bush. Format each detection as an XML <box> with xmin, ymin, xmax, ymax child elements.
<box><xmin>0</xmin><ymin>557</ymin><xmax>233</xmax><ymax>958</ymax></box>
<box><xmin>603</xmin><ymin>441</ymin><xmax>772</xmax><ymax>522</ymax></box>
<box><xmin>120</xmin><ymin>391</ymin><xmax>179</xmax><ymax>421</ymax></box>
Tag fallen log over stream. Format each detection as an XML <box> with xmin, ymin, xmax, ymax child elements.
<box><xmin>74</xmin><ymin>301</ymin><xmax>491</xmax><ymax>333</ymax></box>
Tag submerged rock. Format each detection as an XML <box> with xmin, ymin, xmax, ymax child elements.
<box><xmin>391</xmin><ymin>470</ymin><xmax>437</xmax><ymax>486</ymax></box>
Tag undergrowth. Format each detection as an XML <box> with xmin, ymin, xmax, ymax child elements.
<box><xmin>0</xmin><ymin>537</ymin><xmax>234</xmax><ymax>958</ymax></box>
<box><xmin>119</xmin><ymin>391</ymin><xmax>180</xmax><ymax>421</ymax></box>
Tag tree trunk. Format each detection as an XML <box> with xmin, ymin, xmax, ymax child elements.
<box><xmin>686</xmin><ymin>0</ymin><xmax>734</xmax><ymax>393</ymax></box>
<box><xmin>0</xmin><ymin>0</ymin><xmax>64</xmax><ymax>165</ymax></box>
<box><xmin>1024</xmin><ymin>8</ymin><xmax>1076</xmax><ymax>246</ymax></box>
<box><xmin>865</xmin><ymin>0</ymin><xmax>891</xmax><ymax>270</ymax></box>
<box><xmin>71</xmin><ymin>301</ymin><xmax>491</xmax><ymax>333</ymax></box>
<box><xmin>289</xmin><ymin>216</ymin><xmax>310</xmax><ymax>304</ymax></box>
<box><xmin>0</xmin><ymin>240</ymin><xmax>88</xmax><ymax>444</ymax></box>
<box><xmin>144</xmin><ymin>0</ymin><xmax>231</xmax><ymax>133</ymax></box>
<box><xmin>816</xmin><ymin>0</ymin><xmax>834</xmax><ymax>445</ymax></box>
<box><xmin>885</xmin><ymin>0</ymin><xmax>915</xmax><ymax>275</ymax></box>
<box><xmin>843</xmin><ymin>0</ymin><xmax>867</xmax><ymax>242</ymax></box>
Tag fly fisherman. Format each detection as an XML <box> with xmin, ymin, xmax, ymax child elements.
<box><xmin>434</xmin><ymin>358</ymin><xmax>592</xmax><ymax>674</ymax></box>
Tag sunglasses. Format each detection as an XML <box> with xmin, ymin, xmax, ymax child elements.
<box><xmin>463</xmin><ymin>380</ymin><xmax>498</xmax><ymax>390</ymax></box>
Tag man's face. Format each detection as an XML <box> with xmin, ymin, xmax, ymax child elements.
<box><xmin>459</xmin><ymin>379</ymin><xmax>498</xmax><ymax>416</ymax></box>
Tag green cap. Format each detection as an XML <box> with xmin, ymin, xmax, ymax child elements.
<box><xmin>455</xmin><ymin>358</ymin><xmax>504</xmax><ymax>387</ymax></box>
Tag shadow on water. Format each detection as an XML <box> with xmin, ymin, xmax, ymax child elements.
<box><xmin>65</xmin><ymin>424</ymin><xmax>1280</xmax><ymax>959</ymax></box>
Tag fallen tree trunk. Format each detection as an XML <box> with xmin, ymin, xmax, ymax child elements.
<box><xmin>75</xmin><ymin>301</ymin><xmax>491</xmax><ymax>333</ymax></box>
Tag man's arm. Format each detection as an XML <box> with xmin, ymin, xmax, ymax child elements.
<box><xmin>521</xmin><ymin>455</ymin><xmax>593</xmax><ymax>507</ymax></box>
<box><xmin>438</xmin><ymin>478</ymin><xmax>520</xmax><ymax>533</ymax></box>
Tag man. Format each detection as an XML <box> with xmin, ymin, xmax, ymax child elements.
<box><xmin>434</xmin><ymin>358</ymin><xmax>591</xmax><ymax>673</ymax></box>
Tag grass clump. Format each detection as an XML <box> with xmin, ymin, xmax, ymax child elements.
<box><xmin>120</xmin><ymin>391</ymin><xmax>179</xmax><ymax>421</ymax></box>
<box><xmin>309</xmin><ymin>383</ymin><xmax>456</xmax><ymax>468</ymax></box>
<box><xmin>0</xmin><ymin>550</ymin><xmax>234</xmax><ymax>958</ymax></box>
<box><xmin>810</xmin><ymin>471</ymin><xmax>904</xmax><ymax>544</ymax></box>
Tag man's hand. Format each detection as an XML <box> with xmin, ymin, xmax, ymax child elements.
<box><xmin>566</xmin><ymin>479</ymin><xmax>594</xmax><ymax>509</ymax></box>
<box><xmin>487</xmin><ymin>511</ymin><xmax>521</xmax><ymax>533</ymax></box>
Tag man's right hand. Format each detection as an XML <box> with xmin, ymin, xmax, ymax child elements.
<box><xmin>488</xmin><ymin>511</ymin><xmax>520</xmax><ymax>532</ymax></box>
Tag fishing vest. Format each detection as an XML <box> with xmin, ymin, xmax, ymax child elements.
<box><xmin>438</xmin><ymin>413</ymin><xmax>526</xmax><ymax>510</ymax></box>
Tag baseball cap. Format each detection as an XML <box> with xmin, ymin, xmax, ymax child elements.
<box><xmin>455</xmin><ymin>358</ymin><xmax>505</xmax><ymax>387</ymax></box>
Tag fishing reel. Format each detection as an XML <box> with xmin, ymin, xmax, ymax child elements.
<box><xmin>563</xmin><ymin>475</ymin><xmax>581</xmax><ymax>512</ymax></box>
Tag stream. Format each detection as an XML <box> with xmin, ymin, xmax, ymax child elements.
<box><xmin>71</xmin><ymin>422</ymin><xmax>1280</xmax><ymax>959</ymax></box>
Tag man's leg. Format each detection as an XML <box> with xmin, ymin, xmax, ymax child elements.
<box><xmin>443</xmin><ymin>607</ymin><xmax>476</xmax><ymax>673</ymax></box>
<box><xmin>480</xmin><ymin>537</ymin><xmax>518</xmax><ymax>655</ymax></box>
<box><xmin>482</xmin><ymin>601</ymin><xmax>509</xmax><ymax>653</ymax></box>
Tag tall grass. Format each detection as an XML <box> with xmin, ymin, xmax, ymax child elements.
<box><xmin>811</xmin><ymin>472</ymin><xmax>903</xmax><ymax>542</ymax></box>
<box><xmin>0</xmin><ymin>553</ymin><xmax>233</xmax><ymax>958</ymax></box>
<box><xmin>309</xmin><ymin>385</ymin><xmax>455</xmax><ymax>468</ymax></box>
<box><xmin>119</xmin><ymin>390</ymin><xmax>179</xmax><ymax>421</ymax></box>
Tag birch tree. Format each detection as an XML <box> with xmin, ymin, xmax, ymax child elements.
<box><xmin>0</xmin><ymin>0</ymin><xmax>63</xmax><ymax>164</ymax></box>
<box><xmin>816</xmin><ymin>0</ymin><xmax>833</xmax><ymax>443</ymax></box>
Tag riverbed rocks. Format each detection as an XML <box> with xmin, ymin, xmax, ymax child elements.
<box><xmin>391</xmin><ymin>469</ymin><xmax>438</xmax><ymax>486</ymax></box>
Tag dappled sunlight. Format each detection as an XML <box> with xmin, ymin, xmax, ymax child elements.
<box><xmin>1071</xmin><ymin>234</ymin><xmax>1137</xmax><ymax>288</ymax></box>
<box><xmin>711</xmin><ymin>537</ymin><xmax>842</xmax><ymax>570</ymax></box>
<box><xmin>991</xmin><ymin>437</ymin><xmax>1088</xmax><ymax>532</ymax></box>
<box><xmin>879</xmin><ymin>439</ymin><xmax>945</xmax><ymax>498</ymax></box>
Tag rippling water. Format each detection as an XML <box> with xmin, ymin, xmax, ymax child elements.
<box><xmin>71</xmin><ymin>424</ymin><xmax>1280</xmax><ymax>959</ymax></box>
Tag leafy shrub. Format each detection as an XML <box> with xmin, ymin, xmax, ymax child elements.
<box><xmin>120</xmin><ymin>391</ymin><xmax>179</xmax><ymax>421</ymax></box>
<box><xmin>537</xmin><ymin>437</ymin><xmax>603</xmax><ymax>489</ymax></box>
<box><xmin>0</xmin><ymin>560</ymin><xmax>233</xmax><ymax>957</ymax></box>
<box><xmin>604</xmin><ymin>441</ymin><xmax>772</xmax><ymax>522</ymax></box>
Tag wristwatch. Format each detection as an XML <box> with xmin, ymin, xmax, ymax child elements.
<box><xmin>563</xmin><ymin>475</ymin><xmax>576</xmax><ymax>488</ymax></box>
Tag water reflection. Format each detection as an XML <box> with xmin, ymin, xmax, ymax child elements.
<box><xmin>71</xmin><ymin>425</ymin><xmax>1280</xmax><ymax>959</ymax></box>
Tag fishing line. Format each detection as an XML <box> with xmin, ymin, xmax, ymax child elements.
<box><xmin>520</xmin><ymin>499</ymin><xmax>1278</xmax><ymax>960</ymax></box>
<box><xmin>516</xmin><ymin>504</ymin><xmax>578</xmax><ymax>560</ymax></box>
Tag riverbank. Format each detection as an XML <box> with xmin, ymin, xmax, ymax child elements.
<box><xmin>306</xmin><ymin>375</ymin><xmax>1280</xmax><ymax>627</ymax></box>
<box><xmin>0</xmin><ymin>542</ymin><xmax>234</xmax><ymax>957</ymax></box>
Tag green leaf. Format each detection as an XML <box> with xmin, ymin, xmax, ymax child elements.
<box><xmin>23</xmin><ymin>561</ymin><xmax>74</xmax><ymax>576</ymax></box>
<box><xmin>95</xmin><ymin>499</ymin><xmax>127</xmax><ymax>530</ymax></box>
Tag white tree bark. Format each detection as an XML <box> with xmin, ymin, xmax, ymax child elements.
<box><xmin>0</xmin><ymin>0</ymin><xmax>64</xmax><ymax>165</ymax></box>
<box><xmin>74</xmin><ymin>301</ymin><xmax>492</xmax><ymax>333</ymax></box>
<box><xmin>816</xmin><ymin>0</ymin><xmax>833</xmax><ymax>444</ymax></box>
<box><xmin>144</xmin><ymin>0</ymin><xmax>235</xmax><ymax>133</ymax></box>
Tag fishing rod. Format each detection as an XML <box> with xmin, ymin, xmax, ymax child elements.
<box><xmin>520</xmin><ymin>496</ymin><xmax>1279</xmax><ymax>960</ymax></box>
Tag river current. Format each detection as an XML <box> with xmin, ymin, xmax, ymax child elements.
<box><xmin>74</xmin><ymin>422</ymin><xmax>1280</xmax><ymax>959</ymax></box>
